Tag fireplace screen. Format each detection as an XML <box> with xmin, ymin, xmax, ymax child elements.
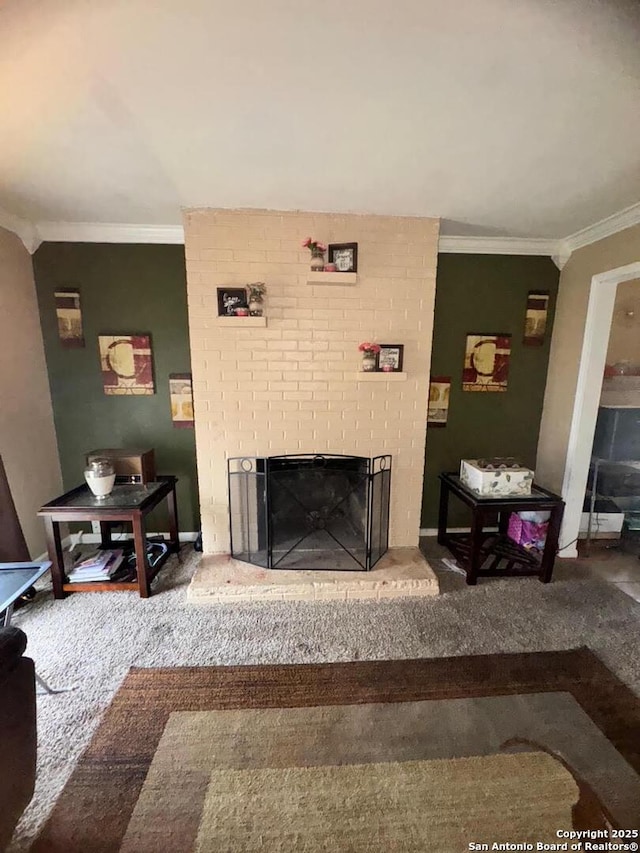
<box><xmin>228</xmin><ymin>454</ymin><xmax>391</xmax><ymax>571</ymax></box>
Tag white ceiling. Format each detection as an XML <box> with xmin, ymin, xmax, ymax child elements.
<box><xmin>1</xmin><ymin>0</ymin><xmax>640</xmax><ymax>239</ymax></box>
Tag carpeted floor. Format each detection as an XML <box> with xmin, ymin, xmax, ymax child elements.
<box><xmin>9</xmin><ymin>546</ymin><xmax>640</xmax><ymax>851</ymax></box>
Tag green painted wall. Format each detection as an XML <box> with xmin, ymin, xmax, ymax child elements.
<box><xmin>32</xmin><ymin>243</ymin><xmax>199</xmax><ymax>532</ymax></box>
<box><xmin>421</xmin><ymin>254</ymin><xmax>560</xmax><ymax>528</ymax></box>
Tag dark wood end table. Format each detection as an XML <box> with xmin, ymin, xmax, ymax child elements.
<box><xmin>38</xmin><ymin>476</ymin><xmax>179</xmax><ymax>599</ymax></box>
<box><xmin>437</xmin><ymin>472</ymin><xmax>565</xmax><ymax>585</ymax></box>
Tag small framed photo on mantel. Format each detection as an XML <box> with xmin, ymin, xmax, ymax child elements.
<box><xmin>217</xmin><ymin>288</ymin><xmax>248</xmax><ymax>317</ymax></box>
<box><xmin>328</xmin><ymin>242</ymin><xmax>358</xmax><ymax>273</ymax></box>
<box><xmin>377</xmin><ymin>344</ymin><xmax>404</xmax><ymax>372</ymax></box>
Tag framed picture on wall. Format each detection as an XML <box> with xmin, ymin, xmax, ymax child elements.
<box><xmin>98</xmin><ymin>334</ymin><xmax>155</xmax><ymax>395</ymax></box>
<box><xmin>428</xmin><ymin>376</ymin><xmax>451</xmax><ymax>426</ymax></box>
<box><xmin>377</xmin><ymin>344</ymin><xmax>404</xmax><ymax>372</ymax></box>
<box><xmin>169</xmin><ymin>373</ymin><xmax>194</xmax><ymax>428</ymax></box>
<box><xmin>462</xmin><ymin>333</ymin><xmax>511</xmax><ymax>392</ymax></box>
<box><xmin>328</xmin><ymin>242</ymin><xmax>358</xmax><ymax>273</ymax></box>
<box><xmin>55</xmin><ymin>288</ymin><xmax>85</xmax><ymax>348</ymax></box>
<box><xmin>523</xmin><ymin>291</ymin><xmax>550</xmax><ymax>346</ymax></box>
<box><xmin>216</xmin><ymin>288</ymin><xmax>248</xmax><ymax>317</ymax></box>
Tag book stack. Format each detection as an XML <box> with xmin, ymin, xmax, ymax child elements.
<box><xmin>67</xmin><ymin>548</ymin><xmax>124</xmax><ymax>583</ymax></box>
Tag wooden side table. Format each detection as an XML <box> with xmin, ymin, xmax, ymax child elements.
<box><xmin>38</xmin><ymin>476</ymin><xmax>179</xmax><ymax>599</ymax></box>
<box><xmin>437</xmin><ymin>473</ymin><xmax>565</xmax><ymax>585</ymax></box>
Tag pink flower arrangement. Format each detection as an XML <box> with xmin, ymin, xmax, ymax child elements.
<box><xmin>358</xmin><ymin>342</ymin><xmax>381</xmax><ymax>354</ymax></box>
<box><xmin>302</xmin><ymin>237</ymin><xmax>327</xmax><ymax>253</ymax></box>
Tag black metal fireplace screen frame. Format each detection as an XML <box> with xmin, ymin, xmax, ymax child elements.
<box><xmin>228</xmin><ymin>454</ymin><xmax>392</xmax><ymax>571</ymax></box>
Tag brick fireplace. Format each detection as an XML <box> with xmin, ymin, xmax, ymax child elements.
<box><xmin>183</xmin><ymin>209</ymin><xmax>440</xmax><ymax>555</ymax></box>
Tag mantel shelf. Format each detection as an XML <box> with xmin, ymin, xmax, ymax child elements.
<box><xmin>355</xmin><ymin>372</ymin><xmax>407</xmax><ymax>381</ymax></box>
<box><xmin>215</xmin><ymin>316</ymin><xmax>267</xmax><ymax>327</ymax></box>
<box><xmin>307</xmin><ymin>272</ymin><xmax>358</xmax><ymax>286</ymax></box>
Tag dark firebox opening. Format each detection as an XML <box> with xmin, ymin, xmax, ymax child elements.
<box><xmin>228</xmin><ymin>454</ymin><xmax>391</xmax><ymax>571</ymax></box>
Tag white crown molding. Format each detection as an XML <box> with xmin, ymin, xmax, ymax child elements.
<box><xmin>0</xmin><ymin>208</ymin><xmax>41</xmax><ymax>254</ymax></box>
<box><xmin>35</xmin><ymin>221</ymin><xmax>185</xmax><ymax>245</ymax></box>
<box><xmin>0</xmin><ymin>199</ymin><xmax>637</xmax><ymax>261</ymax></box>
<box><xmin>431</xmin><ymin>202</ymin><xmax>640</xmax><ymax>261</ymax></box>
<box><xmin>438</xmin><ymin>235</ymin><xmax>560</xmax><ymax>257</ymax></box>
<box><xmin>551</xmin><ymin>244</ymin><xmax>572</xmax><ymax>270</ymax></box>
<box><xmin>564</xmin><ymin>201</ymin><xmax>640</xmax><ymax>254</ymax></box>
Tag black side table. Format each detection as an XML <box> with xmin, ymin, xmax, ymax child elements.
<box><xmin>437</xmin><ymin>473</ymin><xmax>565</xmax><ymax>585</ymax></box>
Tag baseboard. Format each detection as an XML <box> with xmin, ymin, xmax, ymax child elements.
<box><xmin>558</xmin><ymin>547</ymin><xmax>579</xmax><ymax>559</ymax></box>
<box><xmin>579</xmin><ymin>511</ymin><xmax>624</xmax><ymax>537</ymax></box>
<box><xmin>420</xmin><ymin>527</ymin><xmax>498</xmax><ymax>537</ymax></box>
<box><xmin>420</xmin><ymin>527</ymin><xmax>466</xmax><ymax>536</ymax></box>
<box><xmin>577</xmin><ymin>531</ymin><xmax>621</xmax><ymax>540</ymax></box>
<box><xmin>80</xmin><ymin>531</ymin><xmax>198</xmax><ymax>544</ymax></box>
<box><xmin>34</xmin><ymin>549</ymin><xmax>52</xmax><ymax>562</ymax></box>
<box><xmin>35</xmin><ymin>531</ymin><xmax>198</xmax><ymax>559</ymax></box>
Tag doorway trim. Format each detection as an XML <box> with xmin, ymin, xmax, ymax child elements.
<box><xmin>560</xmin><ymin>261</ymin><xmax>640</xmax><ymax>556</ymax></box>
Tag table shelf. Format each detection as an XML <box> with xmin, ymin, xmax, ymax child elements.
<box><xmin>61</xmin><ymin>548</ymin><xmax>171</xmax><ymax>594</ymax></box>
<box><xmin>445</xmin><ymin>532</ymin><xmax>542</xmax><ymax>575</ymax></box>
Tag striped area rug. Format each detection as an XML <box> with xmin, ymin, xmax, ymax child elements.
<box><xmin>31</xmin><ymin>649</ymin><xmax>640</xmax><ymax>851</ymax></box>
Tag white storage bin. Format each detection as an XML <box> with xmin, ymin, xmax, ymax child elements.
<box><xmin>460</xmin><ymin>459</ymin><xmax>534</xmax><ymax>497</ymax></box>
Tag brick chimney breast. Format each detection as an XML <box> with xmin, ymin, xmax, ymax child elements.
<box><xmin>183</xmin><ymin>209</ymin><xmax>440</xmax><ymax>554</ymax></box>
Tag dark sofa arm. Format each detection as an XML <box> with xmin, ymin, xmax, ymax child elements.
<box><xmin>0</xmin><ymin>626</ymin><xmax>28</xmax><ymax>681</ymax></box>
<box><xmin>0</xmin><ymin>625</ymin><xmax>36</xmax><ymax>851</ymax></box>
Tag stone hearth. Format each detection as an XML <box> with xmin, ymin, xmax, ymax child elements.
<box><xmin>188</xmin><ymin>547</ymin><xmax>439</xmax><ymax>603</ymax></box>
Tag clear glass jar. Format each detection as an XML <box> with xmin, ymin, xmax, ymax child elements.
<box><xmin>248</xmin><ymin>298</ymin><xmax>263</xmax><ymax>316</ymax></box>
<box><xmin>361</xmin><ymin>354</ymin><xmax>377</xmax><ymax>372</ymax></box>
<box><xmin>84</xmin><ymin>458</ymin><xmax>116</xmax><ymax>498</ymax></box>
<box><xmin>310</xmin><ymin>248</ymin><xmax>325</xmax><ymax>271</ymax></box>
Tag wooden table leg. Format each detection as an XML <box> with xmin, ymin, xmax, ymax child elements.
<box><xmin>167</xmin><ymin>483</ymin><xmax>180</xmax><ymax>554</ymax></box>
<box><xmin>437</xmin><ymin>481</ymin><xmax>450</xmax><ymax>546</ymax></box>
<box><xmin>99</xmin><ymin>521</ymin><xmax>112</xmax><ymax>549</ymax></box>
<box><xmin>466</xmin><ymin>512</ymin><xmax>483</xmax><ymax>585</ymax></box>
<box><xmin>540</xmin><ymin>502</ymin><xmax>565</xmax><ymax>583</ymax></box>
<box><xmin>44</xmin><ymin>518</ymin><xmax>66</xmax><ymax>599</ymax></box>
<box><xmin>132</xmin><ymin>514</ymin><xmax>150</xmax><ymax>598</ymax></box>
